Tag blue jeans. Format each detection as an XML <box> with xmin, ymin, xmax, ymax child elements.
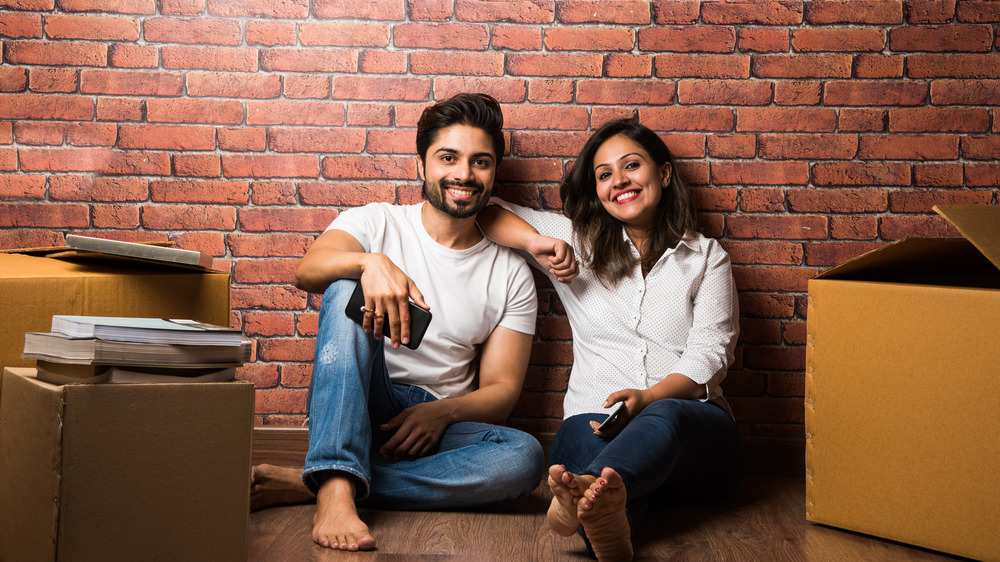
<box><xmin>302</xmin><ymin>280</ymin><xmax>544</xmax><ymax>509</ymax></box>
<box><xmin>549</xmin><ymin>398</ymin><xmax>744</xmax><ymax>531</ymax></box>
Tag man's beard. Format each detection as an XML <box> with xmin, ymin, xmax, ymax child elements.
<box><xmin>422</xmin><ymin>179</ymin><xmax>491</xmax><ymax>219</ymax></box>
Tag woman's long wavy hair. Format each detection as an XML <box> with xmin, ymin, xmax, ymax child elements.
<box><xmin>560</xmin><ymin>119</ymin><xmax>697</xmax><ymax>285</ymax></box>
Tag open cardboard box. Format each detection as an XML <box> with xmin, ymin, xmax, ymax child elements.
<box><xmin>0</xmin><ymin>368</ymin><xmax>254</xmax><ymax>561</ymax></box>
<box><xmin>805</xmin><ymin>205</ymin><xmax>1000</xmax><ymax>561</ymax></box>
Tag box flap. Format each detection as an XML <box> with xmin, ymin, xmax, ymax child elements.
<box><xmin>934</xmin><ymin>205</ymin><xmax>1000</xmax><ymax>271</ymax></box>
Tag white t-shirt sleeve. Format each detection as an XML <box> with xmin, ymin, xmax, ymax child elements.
<box><xmin>497</xmin><ymin>257</ymin><xmax>538</xmax><ymax>336</ymax></box>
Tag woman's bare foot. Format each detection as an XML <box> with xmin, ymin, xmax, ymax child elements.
<box><xmin>312</xmin><ymin>474</ymin><xmax>376</xmax><ymax>551</ymax></box>
<box><xmin>546</xmin><ymin>464</ymin><xmax>590</xmax><ymax>536</ymax></box>
<box><xmin>250</xmin><ymin>464</ymin><xmax>315</xmax><ymax>511</ymax></box>
<box><xmin>577</xmin><ymin>467</ymin><xmax>633</xmax><ymax>562</ymax></box>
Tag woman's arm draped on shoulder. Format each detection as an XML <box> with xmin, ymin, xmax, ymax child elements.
<box><xmin>478</xmin><ymin>203</ymin><xmax>578</xmax><ymax>283</ymax></box>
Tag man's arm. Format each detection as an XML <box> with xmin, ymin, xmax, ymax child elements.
<box><xmin>478</xmin><ymin>205</ymin><xmax>579</xmax><ymax>283</ymax></box>
<box><xmin>294</xmin><ymin>229</ymin><xmax>428</xmax><ymax>348</ymax></box>
<box><xmin>378</xmin><ymin>325</ymin><xmax>533</xmax><ymax>459</ymax></box>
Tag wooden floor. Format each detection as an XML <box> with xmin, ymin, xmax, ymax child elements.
<box><xmin>247</xmin><ymin>474</ymin><xmax>966</xmax><ymax>561</ymax></box>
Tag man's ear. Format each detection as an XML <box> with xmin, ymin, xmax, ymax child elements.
<box><xmin>416</xmin><ymin>157</ymin><xmax>424</xmax><ymax>181</ymax></box>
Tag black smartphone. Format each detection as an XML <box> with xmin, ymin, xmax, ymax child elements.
<box><xmin>345</xmin><ymin>282</ymin><xmax>432</xmax><ymax>350</ymax></box>
<box><xmin>597</xmin><ymin>403</ymin><xmax>625</xmax><ymax>432</ymax></box>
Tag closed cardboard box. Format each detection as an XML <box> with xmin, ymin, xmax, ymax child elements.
<box><xmin>0</xmin><ymin>368</ymin><xmax>254</xmax><ymax>562</ymax></box>
<box><xmin>805</xmin><ymin>205</ymin><xmax>1000</xmax><ymax>561</ymax></box>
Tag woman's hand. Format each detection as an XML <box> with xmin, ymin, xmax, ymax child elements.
<box><xmin>589</xmin><ymin>388</ymin><xmax>653</xmax><ymax>437</ymax></box>
<box><xmin>526</xmin><ymin>235</ymin><xmax>579</xmax><ymax>283</ymax></box>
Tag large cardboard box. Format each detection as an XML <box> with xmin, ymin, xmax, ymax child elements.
<box><xmin>0</xmin><ymin>249</ymin><xmax>230</xmax><ymax>401</ymax></box>
<box><xmin>805</xmin><ymin>205</ymin><xmax>1000</xmax><ymax>561</ymax></box>
<box><xmin>0</xmin><ymin>368</ymin><xmax>254</xmax><ymax>562</ymax></box>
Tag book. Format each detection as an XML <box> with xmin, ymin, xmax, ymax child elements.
<box><xmin>65</xmin><ymin>234</ymin><xmax>214</xmax><ymax>270</ymax></box>
<box><xmin>23</xmin><ymin>332</ymin><xmax>251</xmax><ymax>366</ymax></box>
<box><xmin>51</xmin><ymin>316</ymin><xmax>243</xmax><ymax>346</ymax></box>
<box><xmin>34</xmin><ymin>360</ymin><xmax>237</xmax><ymax>385</ymax></box>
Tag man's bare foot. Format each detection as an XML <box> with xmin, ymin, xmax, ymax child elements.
<box><xmin>312</xmin><ymin>474</ymin><xmax>376</xmax><ymax>551</ymax></box>
<box><xmin>250</xmin><ymin>464</ymin><xmax>315</xmax><ymax>511</ymax></box>
<box><xmin>577</xmin><ymin>467</ymin><xmax>633</xmax><ymax>562</ymax></box>
<box><xmin>546</xmin><ymin>464</ymin><xmax>590</xmax><ymax>536</ymax></box>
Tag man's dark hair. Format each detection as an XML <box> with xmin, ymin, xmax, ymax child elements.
<box><xmin>415</xmin><ymin>93</ymin><xmax>505</xmax><ymax>169</ymax></box>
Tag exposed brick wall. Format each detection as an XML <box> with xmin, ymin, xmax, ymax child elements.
<box><xmin>2</xmin><ymin>1</ymin><xmax>998</xmax><ymax>440</ymax></box>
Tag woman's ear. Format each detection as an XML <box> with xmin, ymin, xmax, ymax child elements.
<box><xmin>660</xmin><ymin>162</ymin><xmax>672</xmax><ymax>184</ymax></box>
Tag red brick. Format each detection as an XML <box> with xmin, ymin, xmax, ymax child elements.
<box><xmin>804</xmin><ymin>0</ymin><xmax>902</xmax><ymax>24</ymax></box>
<box><xmin>322</xmin><ymin>155</ymin><xmax>416</xmax><ymax>180</ymax></box>
<box><xmin>242</xmin><ymin>311</ymin><xmax>296</xmax><ymax>337</ymax></box>
<box><xmin>0</xmin><ymin>174</ymin><xmax>46</xmax><ymax>200</ymax></box>
<box><xmin>707</xmin><ymin>134</ymin><xmax>755</xmax><ymax>159</ymax></box>
<box><xmin>853</xmin><ymin>54</ymin><xmax>904</xmax><ymax>78</ymax></box>
<box><xmin>728</xmin><ymin>214</ymin><xmax>827</xmax><ymax>240</ymax></box>
<box><xmin>640</xmin><ymin>106</ymin><xmax>734</xmax><ymax>132</ymax></box>
<box><xmin>830</xmin><ymin>215</ymin><xmax>878</xmax><ymax>240</ymax></box>
<box><xmin>455</xmin><ymin>0</ymin><xmax>554</xmax><ymax>24</ymax></box>
<box><xmin>15</xmin><ymin>122</ymin><xmax>116</xmax><ymax>146</ymax></box>
<box><xmin>655</xmin><ymin>54</ymin><xmax>750</xmax><ymax>78</ymax></box>
<box><xmin>171</xmin><ymin>231</ymin><xmax>225</xmax><ymax>256</ymax></box>
<box><xmin>743</xmin><ymin>343</ymin><xmax>807</xmax><ymax>371</ymax></box>
<box><xmin>890</xmin><ymin>24</ymin><xmax>993</xmax><ymax>52</ymax></box>
<box><xmin>491</xmin><ymin>25</ymin><xmax>542</xmax><ymax>50</ymax></box>
<box><xmin>907</xmin><ymin>54</ymin><xmax>1000</xmax><ymax>78</ymax></box>
<box><xmin>311</xmin><ymin>0</ymin><xmax>403</xmax><ymax>19</ymax></box>
<box><xmin>912</xmin><ymin>163</ymin><xmax>964</xmax><ymax>187</ymax></box>
<box><xmin>257</xmin><ymin>337</ymin><xmax>314</xmax><ymax>361</ymax></box>
<box><xmin>251</xmin><ymin>181</ymin><xmax>297</xmax><ymax>205</ymax></box>
<box><xmin>507</xmin><ymin>53</ymin><xmax>602</xmax><ymax>77</ymax></box>
<box><xmin>268</xmin><ymin>127</ymin><xmax>366</xmax><ymax>153</ymax></box>
<box><xmin>223</xmin><ymin>154</ymin><xmax>320</xmax><ymax>178</ymax></box>
<box><xmin>118</xmin><ymin>124</ymin><xmax>215</xmax><ymax>150</ymax></box>
<box><xmin>712</xmin><ymin>161</ymin><xmax>809</xmax><ymax>186</ymax></box>
<box><xmin>678</xmin><ymin>79</ymin><xmax>771</xmax><ymax>105</ymax></box>
<box><xmin>811</xmin><ymin>162</ymin><xmax>911</xmax><ymax>186</ymax></box>
<box><xmin>299</xmin><ymin>181</ymin><xmax>395</xmax><ymax>206</ymax></box>
<box><xmin>738</xmin><ymin>292</ymin><xmax>796</xmax><ymax>319</ymax></box>
<box><xmin>504</xmin><ymin>104</ymin><xmax>590</xmax><ymax>130</ymax></box>
<box><xmin>144</xmin><ymin>16</ymin><xmax>241</xmax><ymax>45</ymax></box>
<box><xmin>0</xmin><ymin>230</ymin><xmax>65</xmax><ymax>249</ymax></box>
<box><xmin>81</xmin><ymin>69</ymin><xmax>183</xmax><ymax>96</ymax></box>
<box><xmin>208</xmin><ymin>0</ymin><xmax>308</xmax><ymax>18</ymax></box>
<box><xmin>162</xmin><ymin>45</ymin><xmax>257</xmax><ymax>71</ymax></box>
<box><xmin>0</xmin><ymin>148</ymin><xmax>14</xmax><ymax>171</ymax></box>
<box><xmin>740</xmin><ymin>188</ymin><xmax>785</xmax><ymax>212</ymax></box>
<box><xmin>0</xmin><ymin>68</ymin><xmax>28</xmax><ymax>93</ymax></box>
<box><xmin>722</xmin><ymin>240</ymin><xmax>803</xmax><ymax>265</ymax></box>
<box><xmin>889</xmin><ymin>107</ymin><xmax>990</xmax><ymax>133</ymax></box>
<box><xmin>702</xmin><ymin>1</ymin><xmax>803</xmax><ymax>24</ymax></box>
<box><xmin>174</xmin><ymin>154</ymin><xmax>221</xmax><ymax>177</ymax></box>
<box><xmin>557</xmin><ymin>0</ymin><xmax>649</xmax><ymax>23</ymax></box>
<box><xmin>737</xmin><ymin>27</ymin><xmax>789</xmax><ymax>52</ymax></box>
<box><xmin>233</xmin><ymin>287</ymin><xmax>307</xmax><ymax>314</ymax></box>
<box><xmin>187</xmin><ymin>72</ymin><xmax>281</xmax><ymax>99</ymax></box>
<box><xmin>434</xmin><ymin>77</ymin><xmax>526</xmax><ymax>103</ymax></box>
<box><xmin>791</xmin><ymin>28</ymin><xmax>886</xmax><ymax>52</ymax></box>
<box><xmin>545</xmin><ymin>27</ymin><xmax>634</xmax><ymax>51</ymax></box>
<box><xmin>218</xmin><ymin>127</ymin><xmax>266</xmax><ymax>152</ymax></box>
<box><xmin>108</xmin><ymin>43</ymin><xmax>157</xmax><ymax>68</ymax></box>
<box><xmin>497</xmin><ymin>157</ymin><xmax>563</xmax><ymax>183</ymax></box>
<box><xmin>889</xmin><ymin>189</ymin><xmax>993</xmax><ymax>212</ymax></box>
<box><xmin>150</xmin><ymin>180</ymin><xmax>249</xmax><ymax>203</ymax></box>
<box><xmin>603</xmin><ymin>53</ymin><xmax>653</xmax><ymax>78</ymax></box>
<box><xmin>295</xmin><ymin>312</ymin><xmax>319</xmax><ymax>337</ymax></box>
<box><xmin>148</xmin><ymin>99</ymin><xmax>243</xmax><ymax>124</ymax></box>
<box><xmin>260</xmin><ymin>48</ymin><xmax>357</xmax><ymax>73</ymax></box>
<box><xmin>511</xmin><ymin>131</ymin><xmax>589</xmax><ymax>158</ymax></box>
<box><xmin>691</xmin><ymin>186</ymin><xmax>738</xmax><ymax>211</ymax></box>
<box><xmin>333</xmin><ymin>75</ymin><xmax>431</xmax><ymax>100</ymax></box>
<box><xmin>92</xmin><ymin>204</ymin><xmax>141</xmax><ymax>229</ymax></box>
<box><xmin>663</xmin><ymin>133</ymin><xmax>705</xmax><ymax>158</ymax></box>
<box><xmin>50</xmin><ymin>175</ymin><xmax>148</xmax><ymax>201</ymax></box>
<box><xmin>737</xmin><ymin>107</ymin><xmax>837</xmax><ymax>132</ymax></box>
<box><xmin>19</xmin><ymin>147</ymin><xmax>170</xmax><ymax>175</ymax></box>
<box><xmin>0</xmin><ymin>13</ymin><xmax>43</xmax><ymax>37</ymax></box>
<box><xmin>962</xmin><ymin>135</ymin><xmax>1000</xmax><ymax>160</ymax></box>
<box><xmin>774</xmin><ymin>81</ymin><xmax>822</xmax><ymax>105</ymax></box>
<box><xmin>0</xmin><ymin>202</ymin><xmax>89</xmax><ymax>228</ymax></box>
<box><xmin>239</xmin><ymin>207</ymin><xmax>338</xmax><ymax>232</ymax></box>
<box><xmin>27</xmin><ymin>68</ymin><xmax>80</xmax><ymax>93</ymax></box>
<box><xmin>247</xmin><ymin>101</ymin><xmax>345</xmax><ymax>126</ymax></box>
<box><xmin>957</xmin><ymin>1</ymin><xmax>1000</xmax><ymax>22</ymax></box>
<box><xmin>45</xmin><ymin>14</ymin><xmax>139</xmax><ymax>40</ymax></box>
<box><xmin>879</xmin><ymin>215</ymin><xmax>959</xmax><ymax>240</ymax></box>
<box><xmin>346</xmin><ymin>103</ymin><xmax>393</xmax><ymax>127</ymax></box>
<box><xmin>411</xmin><ymin>51</ymin><xmax>503</xmax><ymax>76</ymax></box>
<box><xmin>858</xmin><ymin>134</ymin><xmax>959</xmax><ymax>160</ymax></box>
<box><xmin>300</xmin><ymin>22</ymin><xmax>391</xmax><ymax>47</ymax></box>
<box><xmin>142</xmin><ymin>204</ymin><xmax>236</xmax><ymax>230</ymax></box>
<box><xmin>96</xmin><ymin>97</ymin><xmax>144</xmax><ymax>121</ymax></box>
<box><xmin>804</xmin><ymin>241</ymin><xmax>883</xmax><ymax>266</ymax></box>
<box><xmin>238</xmin><ymin>363</ymin><xmax>279</xmax><ymax>388</ymax></box>
<box><xmin>838</xmin><ymin>108</ymin><xmax>886</xmax><ymax>132</ymax></box>
<box><xmin>906</xmin><ymin>1</ymin><xmax>957</xmax><ymax>24</ymax></box>
<box><xmin>638</xmin><ymin>25</ymin><xmax>735</xmax><ymax>53</ymax></box>
<box><xmin>408</xmin><ymin>0</ymin><xmax>453</xmax><ymax>21</ymax></box>
<box><xmin>931</xmin><ymin>79</ymin><xmax>1000</xmax><ymax>105</ymax></box>
<box><xmin>786</xmin><ymin>188</ymin><xmax>887</xmax><ymax>213</ymax></box>
<box><xmin>159</xmin><ymin>0</ymin><xmax>203</xmax><ymax>15</ymax></box>
<box><xmin>246</xmin><ymin>20</ymin><xmax>295</xmax><ymax>46</ymax></box>
<box><xmin>227</xmin><ymin>232</ymin><xmax>313</xmax><ymax>257</ymax></box>
<box><xmin>965</xmin><ymin>163</ymin><xmax>1000</xmax><ymax>187</ymax></box>
<box><xmin>396</xmin><ymin>22</ymin><xmax>489</xmax><ymax>50</ymax></box>
<box><xmin>5</xmin><ymin>40</ymin><xmax>107</xmax><ymax>66</ymax></box>
<box><xmin>366</xmin><ymin>129</ymin><xmax>415</xmax><ymax>155</ymax></box>
<box><xmin>759</xmin><ymin>134</ymin><xmax>857</xmax><ymax>160</ymax></box>
<box><xmin>358</xmin><ymin>50</ymin><xmax>407</xmax><ymax>75</ymax></box>
<box><xmin>752</xmin><ymin>54</ymin><xmax>852</xmax><ymax>78</ymax></box>
<box><xmin>824</xmin><ymin>80</ymin><xmax>926</xmax><ymax>106</ymax></box>
<box><xmin>526</xmin><ymin>79</ymin><xmax>574</xmax><ymax>103</ymax></box>
<box><xmin>577</xmin><ymin>79</ymin><xmax>674</xmax><ymax>105</ymax></box>
<box><xmin>651</xmin><ymin>1</ymin><xmax>700</xmax><ymax>24</ymax></box>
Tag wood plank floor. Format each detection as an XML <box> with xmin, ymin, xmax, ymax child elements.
<box><xmin>247</xmin><ymin>474</ymin><xmax>966</xmax><ymax>561</ymax></box>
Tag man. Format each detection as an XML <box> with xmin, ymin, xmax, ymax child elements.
<box><xmin>251</xmin><ymin>93</ymin><xmax>572</xmax><ymax>551</ymax></box>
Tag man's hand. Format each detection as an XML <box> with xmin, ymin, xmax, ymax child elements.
<box><xmin>378</xmin><ymin>401</ymin><xmax>453</xmax><ymax>459</ymax></box>
<box><xmin>358</xmin><ymin>253</ymin><xmax>429</xmax><ymax>349</ymax></box>
<box><xmin>526</xmin><ymin>235</ymin><xmax>579</xmax><ymax>284</ymax></box>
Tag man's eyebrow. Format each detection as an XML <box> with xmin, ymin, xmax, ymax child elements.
<box><xmin>433</xmin><ymin>147</ymin><xmax>495</xmax><ymax>160</ymax></box>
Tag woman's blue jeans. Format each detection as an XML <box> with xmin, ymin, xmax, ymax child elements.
<box><xmin>549</xmin><ymin>398</ymin><xmax>744</xmax><ymax>530</ymax></box>
<box><xmin>302</xmin><ymin>280</ymin><xmax>544</xmax><ymax>509</ymax></box>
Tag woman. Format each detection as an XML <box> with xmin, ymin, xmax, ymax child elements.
<box><xmin>478</xmin><ymin>119</ymin><xmax>744</xmax><ymax>561</ymax></box>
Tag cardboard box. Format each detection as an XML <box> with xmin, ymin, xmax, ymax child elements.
<box><xmin>0</xmin><ymin>249</ymin><xmax>230</xmax><ymax>401</ymax></box>
<box><xmin>0</xmin><ymin>368</ymin><xmax>254</xmax><ymax>562</ymax></box>
<box><xmin>805</xmin><ymin>205</ymin><xmax>1000</xmax><ymax>561</ymax></box>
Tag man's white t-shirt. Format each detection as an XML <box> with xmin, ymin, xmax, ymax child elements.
<box><xmin>327</xmin><ymin>202</ymin><xmax>537</xmax><ymax>399</ymax></box>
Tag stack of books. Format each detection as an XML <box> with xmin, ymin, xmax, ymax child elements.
<box><xmin>22</xmin><ymin>315</ymin><xmax>250</xmax><ymax>384</ymax></box>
